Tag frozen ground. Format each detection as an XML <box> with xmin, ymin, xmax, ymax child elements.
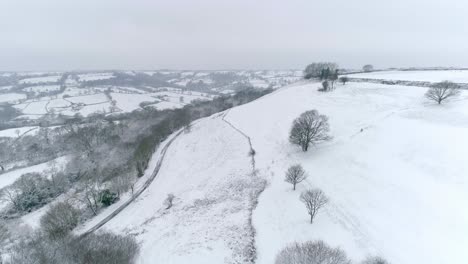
<box><xmin>81</xmin><ymin>116</ymin><xmax>264</xmax><ymax>264</ymax></box>
<box><xmin>346</xmin><ymin>70</ymin><xmax>468</xmax><ymax>83</ymax></box>
<box><xmin>224</xmin><ymin>81</ymin><xmax>468</xmax><ymax>264</ymax></box>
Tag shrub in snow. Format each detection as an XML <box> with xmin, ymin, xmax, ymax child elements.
<box><xmin>164</xmin><ymin>193</ymin><xmax>175</xmax><ymax>209</ymax></box>
<box><xmin>363</xmin><ymin>64</ymin><xmax>374</xmax><ymax>72</ymax></box>
<box><xmin>275</xmin><ymin>240</ymin><xmax>350</xmax><ymax>264</ymax></box>
<box><xmin>68</xmin><ymin>232</ymin><xmax>139</xmax><ymax>264</ymax></box>
<box><xmin>361</xmin><ymin>256</ymin><xmax>390</xmax><ymax>264</ymax></box>
<box><xmin>284</xmin><ymin>164</ymin><xmax>307</xmax><ymax>190</ymax></box>
<box><xmin>318</xmin><ymin>80</ymin><xmax>330</xmax><ymax>92</ymax></box>
<box><xmin>300</xmin><ymin>188</ymin><xmax>329</xmax><ymax>224</ymax></box>
<box><xmin>339</xmin><ymin>76</ymin><xmax>349</xmax><ymax>85</ymax></box>
<box><xmin>40</xmin><ymin>202</ymin><xmax>79</xmax><ymax>240</ymax></box>
<box><xmin>289</xmin><ymin>110</ymin><xmax>331</xmax><ymax>152</ymax></box>
<box><xmin>99</xmin><ymin>189</ymin><xmax>118</xmax><ymax>206</ymax></box>
<box><xmin>425</xmin><ymin>80</ymin><xmax>460</xmax><ymax>104</ymax></box>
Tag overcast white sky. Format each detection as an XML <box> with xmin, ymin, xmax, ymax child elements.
<box><xmin>0</xmin><ymin>0</ymin><xmax>467</xmax><ymax>71</ymax></box>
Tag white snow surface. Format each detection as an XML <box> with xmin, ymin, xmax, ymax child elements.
<box><xmin>0</xmin><ymin>126</ymin><xmax>38</xmax><ymax>138</ymax></box>
<box><xmin>346</xmin><ymin>70</ymin><xmax>468</xmax><ymax>83</ymax></box>
<box><xmin>224</xmin><ymin>81</ymin><xmax>468</xmax><ymax>264</ymax></box>
<box><xmin>0</xmin><ymin>93</ymin><xmax>26</xmax><ymax>103</ymax></box>
<box><xmin>18</xmin><ymin>75</ymin><xmax>61</xmax><ymax>84</ymax></box>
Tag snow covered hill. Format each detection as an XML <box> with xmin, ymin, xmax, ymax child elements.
<box><xmin>225</xmin><ymin>81</ymin><xmax>468</xmax><ymax>264</ymax></box>
<box><xmin>88</xmin><ymin>80</ymin><xmax>468</xmax><ymax>264</ymax></box>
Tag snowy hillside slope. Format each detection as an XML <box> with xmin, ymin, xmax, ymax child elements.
<box><xmin>85</xmin><ymin>115</ymin><xmax>265</xmax><ymax>264</ymax></box>
<box><xmin>224</xmin><ymin>82</ymin><xmax>468</xmax><ymax>264</ymax></box>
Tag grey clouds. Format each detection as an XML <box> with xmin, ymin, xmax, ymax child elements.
<box><xmin>0</xmin><ymin>0</ymin><xmax>467</xmax><ymax>71</ymax></box>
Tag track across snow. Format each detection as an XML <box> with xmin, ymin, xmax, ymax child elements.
<box><xmin>79</xmin><ymin>128</ymin><xmax>185</xmax><ymax>237</ymax></box>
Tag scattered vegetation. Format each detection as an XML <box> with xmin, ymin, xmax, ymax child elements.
<box><xmin>6</xmin><ymin>198</ymin><xmax>139</xmax><ymax>264</ymax></box>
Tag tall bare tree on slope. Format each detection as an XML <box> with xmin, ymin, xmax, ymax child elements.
<box><xmin>289</xmin><ymin>110</ymin><xmax>331</xmax><ymax>151</ymax></box>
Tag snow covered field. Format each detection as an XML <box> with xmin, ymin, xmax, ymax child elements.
<box><xmin>0</xmin><ymin>93</ymin><xmax>26</xmax><ymax>103</ymax></box>
<box><xmin>19</xmin><ymin>75</ymin><xmax>62</xmax><ymax>84</ymax></box>
<box><xmin>346</xmin><ymin>70</ymin><xmax>468</xmax><ymax>83</ymax></box>
<box><xmin>77</xmin><ymin>73</ymin><xmax>115</xmax><ymax>81</ymax></box>
<box><xmin>224</xmin><ymin>81</ymin><xmax>468</xmax><ymax>264</ymax></box>
<box><xmin>23</xmin><ymin>85</ymin><xmax>61</xmax><ymax>94</ymax></box>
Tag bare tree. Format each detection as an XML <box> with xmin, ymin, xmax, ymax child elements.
<box><xmin>329</xmin><ymin>70</ymin><xmax>339</xmax><ymax>90</ymax></box>
<box><xmin>82</xmin><ymin>178</ymin><xmax>103</xmax><ymax>216</ymax></box>
<box><xmin>339</xmin><ymin>76</ymin><xmax>349</xmax><ymax>85</ymax></box>
<box><xmin>300</xmin><ymin>189</ymin><xmax>329</xmax><ymax>223</ymax></box>
<box><xmin>275</xmin><ymin>240</ymin><xmax>350</xmax><ymax>264</ymax></box>
<box><xmin>289</xmin><ymin>110</ymin><xmax>331</xmax><ymax>152</ymax></box>
<box><xmin>425</xmin><ymin>81</ymin><xmax>461</xmax><ymax>104</ymax></box>
<box><xmin>164</xmin><ymin>193</ymin><xmax>175</xmax><ymax>209</ymax></box>
<box><xmin>40</xmin><ymin>202</ymin><xmax>79</xmax><ymax>240</ymax></box>
<box><xmin>363</xmin><ymin>64</ymin><xmax>374</xmax><ymax>72</ymax></box>
<box><xmin>285</xmin><ymin>164</ymin><xmax>307</xmax><ymax>190</ymax></box>
<box><xmin>361</xmin><ymin>256</ymin><xmax>390</xmax><ymax>264</ymax></box>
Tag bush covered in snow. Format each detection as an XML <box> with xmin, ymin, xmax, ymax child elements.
<box><xmin>40</xmin><ymin>202</ymin><xmax>80</xmax><ymax>240</ymax></box>
<box><xmin>275</xmin><ymin>240</ymin><xmax>350</xmax><ymax>264</ymax></box>
<box><xmin>8</xmin><ymin>231</ymin><xmax>139</xmax><ymax>264</ymax></box>
<box><xmin>1</xmin><ymin>173</ymin><xmax>61</xmax><ymax>214</ymax></box>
